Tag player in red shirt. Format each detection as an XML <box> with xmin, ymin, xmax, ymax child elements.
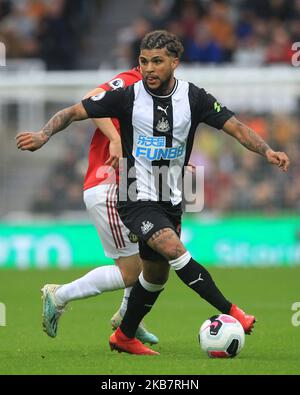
<box><xmin>17</xmin><ymin>68</ymin><xmax>158</xmax><ymax>344</ymax></box>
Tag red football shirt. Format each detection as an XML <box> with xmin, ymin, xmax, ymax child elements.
<box><xmin>83</xmin><ymin>68</ymin><xmax>142</xmax><ymax>191</ymax></box>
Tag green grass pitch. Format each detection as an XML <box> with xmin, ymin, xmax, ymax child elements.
<box><xmin>0</xmin><ymin>267</ymin><xmax>300</xmax><ymax>375</ymax></box>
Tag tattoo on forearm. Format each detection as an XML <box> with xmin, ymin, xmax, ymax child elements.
<box><xmin>236</xmin><ymin>121</ymin><xmax>270</xmax><ymax>156</ymax></box>
<box><xmin>42</xmin><ymin>109</ymin><xmax>74</xmax><ymax>139</ymax></box>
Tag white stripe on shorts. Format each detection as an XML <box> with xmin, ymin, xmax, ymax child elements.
<box><xmin>106</xmin><ymin>184</ymin><xmax>125</xmax><ymax>249</ymax></box>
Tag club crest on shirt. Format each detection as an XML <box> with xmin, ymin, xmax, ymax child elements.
<box><xmin>156</xmin><ymin>117</ymin><xmax>170</xmax><ymax>132</ymax></box>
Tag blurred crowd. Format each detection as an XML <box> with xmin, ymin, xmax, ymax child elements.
<box><xmin>31</xmin><ymin>113</ymin><xmax>300</xmax><ymax>215</ymax></box>
<box><xmin>1</xmin><ymin>0</ymin><xmax>299</xmax><ymax>69</ymax></box>
<box><xmin>1</xmin><ymin>0</ymin><xmax>299</xmax><ymax>214</ymax></box>
<box><xmin>31</xmin><ymin>125</ymin><xmax>90</xmax><ymax>213</ymax></box>
<box><xmin>116</xmin><ymin>0</ymin><xmax>300</xmax><ymax>67</ymax></box>
<box><xmin>0</xmin><ymin>0</ymin><xmax>94</xmax><ymax>69</ymax></box>
<box><xmin>189</xmin><ymin>113</ymin><xmax>300</xmax><ymax>213</ymax></box>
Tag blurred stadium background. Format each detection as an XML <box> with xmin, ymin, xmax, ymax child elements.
<box><xmin>0</xmin><ymin>0</ymin><xmax>300</xmax><ymax>270</ymax></box>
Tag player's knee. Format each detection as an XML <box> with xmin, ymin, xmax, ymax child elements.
<box><xmin>164</xmin><ymin>243</ymin><xmax>186</xmax><ymax>261</ymax></box>
<box><xmin>148</xmin><ymin>228</ymin><xmax>186</xmax><ymax>261</ymax></box>
<box><xmin>156</xmin><ymin>240</ymin><xmax>186</xmax><ymax>261</ymax></box>
<box><xmin>118</xmin><ymin>264</ymin><xmax>141</xmax><ymax>287</ymax></box>
<box><xmin>117</xmin><ymin>254</ymin><xmax>142</xmax><ymax>286</ymax></box>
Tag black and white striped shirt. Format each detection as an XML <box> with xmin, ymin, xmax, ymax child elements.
<box><xmin>82</xmin><ymin>79</ymin><xmax>233</xmax><ymax>205</ymax></box>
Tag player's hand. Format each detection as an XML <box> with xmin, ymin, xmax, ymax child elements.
<box><xmin>16</xmin><ymin>131</ymin><xmax>49</xmax><ymax>152</ymax></box>
<box><xmin>186</xmin><ymin>162</ymin><xmax>196</xmax><ymax>176</ymax></box>
<box><xmin>105</xmin><ymin>138</ymin><xmax>122</xmax><ymax>169</ymax></box>
<box><xmin>265</xmin><ymin>149</ymin><xmax>290</xmax><ymax>172</ymax></box>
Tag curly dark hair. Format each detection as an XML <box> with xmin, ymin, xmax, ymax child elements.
<box><xmin>140</xmin><ymin>30</ymin><xmax>184</xmax><ymax>59</ymax></box>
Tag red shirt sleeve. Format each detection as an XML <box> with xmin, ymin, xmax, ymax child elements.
<box><xmin>98</xmin><ymin>67</ymin><xmax>142</xmax><ymax>91</ymax></box>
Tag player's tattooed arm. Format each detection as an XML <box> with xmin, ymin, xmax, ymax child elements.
<box><xmin>223</xmin><ymin>116</ymin><xmax>290</xmax><ymax>171</ymax></box>
<box><xmin>16</xmin><ymin>103</ymin><xmax>88</xmax><ymax>152</ymax></box>
<box><xmin>42</xmin><ymin>103</ymin><xmax>88</xmax><ymax>139</ymax></box>
<box><xmin>83</xmin><ymin>87</ymin><xmax>122</xmax><ymax>168</ymax></box>
<box><xmin>83</xmin><ymin>87</ymin><xmax>120</xmax><ymax>144</ymax></box>
<box><xmin>223</xmin><ymin>116</ymin><xmax>270</xmax><ymax>155</ymax></box>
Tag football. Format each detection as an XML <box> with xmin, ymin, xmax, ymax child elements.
<box><xmin>199</xmin><ymin>314</ymin><xmax>245</xmax><ymax>358</ymax></box>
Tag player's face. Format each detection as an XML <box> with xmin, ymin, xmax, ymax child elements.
<box><xmin>139</xmin><ymin>48</ymin><xmax>179</xmax><ymax>93</ymax></box>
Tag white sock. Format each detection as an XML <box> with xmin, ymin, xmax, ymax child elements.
<box><xmin>119</xmin><ymin>287</ymin><xmax>132</xmax><ymax>318</ymax></box>
<box><xmin>139</xmin><ymin>272</ymin><xmax>165</xmax><ymax>292</ymax></box>
<box><xmin>55</xmin><ymin>266</ymin><xmax>125</xmax><ymax>306</ymax></box>
<box><xmin>169</xmin><ymin>251</ymin><xmax>191</xmax><ymax>270</ymax></box>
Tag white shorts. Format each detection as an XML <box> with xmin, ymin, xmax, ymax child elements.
<box><xmin>83</xmin><ymin>184</ymin><xmax>139</xmax><ymax>259</ymax></box>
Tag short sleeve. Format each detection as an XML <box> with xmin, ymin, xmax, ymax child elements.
<box><xmin>82</xmin><ymin>88</ymin><xmax>125</xmax><ymax>119</ymax></box>
<box><xmin>197</xmin><ymin>88</ymin><xmax>234</xmax><ymax>130</ymax></box>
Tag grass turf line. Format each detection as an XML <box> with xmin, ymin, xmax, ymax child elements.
<box><xmin>0</xmin><ymin>267</ymin><xmax>299</xmax><ymax>375</ymax></box>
